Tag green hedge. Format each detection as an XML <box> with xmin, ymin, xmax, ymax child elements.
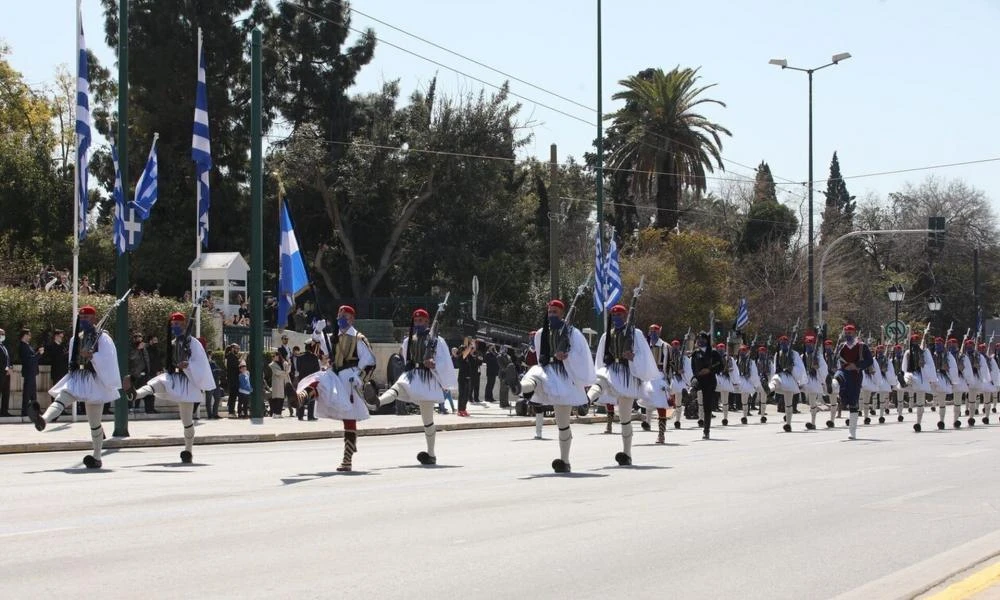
<box><xmin>0</xmin><ymin>287</ymin><xmax>216</xmax><ymax>350</ymax></box>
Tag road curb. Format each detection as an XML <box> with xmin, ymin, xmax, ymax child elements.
<box><xmin>0</xmin><ymin>415</ymin><xmax>606</xmax><ymax>455</ymax></box>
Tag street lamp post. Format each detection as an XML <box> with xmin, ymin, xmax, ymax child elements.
<box><xmin>928</xmin><ymin>296</ymin><xmax>942</xmax><ymax>332</ymax></box>
<box><xmin>769</xmin><ymin>52</ymin><xmax>851</xmax><ymax>330</ymax></box>
<box><xmin>887</xmin><ymin>284</ymin><xmax>905</xmax><ymax>344</ymax></box>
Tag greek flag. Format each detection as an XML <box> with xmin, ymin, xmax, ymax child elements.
<box><xmin>133</xmin><ymin>134</ymin><xmax>159</xmax><ymax>220</ymax></box>
<box><xmin>593</xmin><ymin>228</ymin><xmax>605</xmax><ymax>314</ymax></box>
<box><xmin>735</xmin><ymin>297</ymin><xmax>749</xmax><ymax>330</ymax></box>
<box><xmin>603</xmin><ymin>236</ymin><xmax>622</xmax><ymax>310</ymax></box>
<box><xmin>112</xmin><ymin>146</ymin><xmax>140</xmax><ymax>254</ymax></box>
<box><xmin>192</xmin><ymin>28</ymin><xmax>212</xmax><ymax>248</ymax></box>
<box><xmin>75</xmin><ymin>8</ymin><xmax>91</xmax><ymax>241</ymax></box>
<box><xmin>278</xmin><ymin>199</ymin><xmax>310</xmax><ymax>329</ymax></box>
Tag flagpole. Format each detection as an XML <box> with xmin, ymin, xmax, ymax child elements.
<box><xmin>194</xmin><ymin>27</ymin><xmax>202</xmax><ymax>339</ymax></box>
<box><xmin>71</xmin><ymin>0</ymin><xmax>82</xmax><ymax>423</ymax></box>
<box><xmin>112</xmin><ymin>0</ymin><xmax>130</xmax><ymax>437</ymax></box>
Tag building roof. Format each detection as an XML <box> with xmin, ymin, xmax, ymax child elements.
<box><xmin>188</xmin><ymin>252</ymin><xmax>250</xmax><ymax>272</ymax></box>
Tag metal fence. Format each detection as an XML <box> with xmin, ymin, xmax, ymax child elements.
<box><xmin>223</xmin><ymin>325</ymin><xmax>272</xmax><ymax>352</ymax></box>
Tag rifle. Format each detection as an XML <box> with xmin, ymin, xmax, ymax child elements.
<box><xmin>549</xmin><ymin>273</ymin><xmax>592</xmax><ymax>359</ymax></box>
<box><xmin>563</xmin><ymin>272</ymin><xmax>592</xmax><ymax>329</ymax></box>
<box><xmin>683</xmin><ymin>326</ymin><xmax>693</xmax><ymax>354</ymax></box>
<box><xmin>961</xmin><ymin>327</ymin><xmax>971</xmax><ymax>353</ymax></box>
<box><xmin>920</xmin><ymin>322</ymin><xmax>931</xmax><ymax>351</ymax></box>
<box><xmin>789</xmin><ymin>316</ymin><xmax>801</xmax><ymax>348</ymax></box>
<box><xmin>623</xmin><ymin>275</ymin><xmax>645</xmax><ymax>355</ymax></box>
<box><xmin>422</xmin><ymin>292</ymin><xmax>451</xmax><ymax>363</ymax></box>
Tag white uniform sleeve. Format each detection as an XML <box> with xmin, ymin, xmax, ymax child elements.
<box><xmin>683</xmin><ymin>356</ymin><xmax>693</xmax><ymax>382</ymax></box>
<box><xmin>184</xmin><ymin>339</ymin><xmax>217</xmax><ymax>391</ymax></box>
<box><xmin>921</xmin><ymin>349</ymin><xmax>937</xmax><ymax>383</ymax></box>
<box><xmin>818</xmin><ymin>354</ymin><xmax>829</xmax><ymax>381</ymax></box>
<box><xmin>629</xmin><ymin>328</ymin><xmax>660</xmax><ymax>382</ymax></box>
<box><xmin>566</xmin><ymin>327</ymin><xmax>596</xmax><ymax>387</ymax></box>
<box><xmin>434</xmin><ymin>337</ymin><xmax>458</xmax><ymax>391</ymax></box>
<box><xmin>357</xmin><ymin>336</ymin><xmax>376</xmax><ymax>370</ymax></box>
<box><xmin>593</xmin><ymin>334</ymin><xmax>607</xmax><ymax>372</ymax></box>
<box><xmin>93</xmin><ymin>331</ymin><xmax>122</xmax><ymax>391</ymax></box>
<box><xmin>792</xmin><ymin>351</ymin><xmax>807</xmax><ymax>383</ymax></box>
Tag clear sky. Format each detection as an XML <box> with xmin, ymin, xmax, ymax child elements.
<box><xmin>5</xmin><ymin>0</ymin><xmax>1000</xmax><ymax>222</ymax></box>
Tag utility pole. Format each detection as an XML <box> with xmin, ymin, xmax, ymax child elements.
<box><xmin>112</xmin><ymin>0</ymin><xmax>130</xmax><ymax>438</ymax></box>
<box><xmin>249</xmin><ymin>28</ymin><xmax>264</xmax><ymax>419</ymax></box>
<box><xmin>549</xmin><ymin>143</ymin><xmax>559</xmax><ymax>299</ymax></box>
<box><xmin>974</xmin><ymin>247</ymin><xmax>981</xmax><ymax>334</ymax></box>
<box><xmin>595</xmin><ymin>0</ymin><xmax>605</xmax><ymax>335</ymax></box>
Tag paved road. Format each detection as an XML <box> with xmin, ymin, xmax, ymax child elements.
<box><xmin>3</xmin><ymin>417</ymin><xmax>1000</xmax><ymax>599</ymax></box>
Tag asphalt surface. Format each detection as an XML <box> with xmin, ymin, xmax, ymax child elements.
<box><xmin>3</xmin><ymin>415</ymin><xmax>1000</xmax><ymax>599</ymax></box>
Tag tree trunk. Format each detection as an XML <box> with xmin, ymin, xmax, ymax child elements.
<box><xmin>654</xmin><ymin>173</ymin><xmax>679</xmax><ymax>230</ymax></box>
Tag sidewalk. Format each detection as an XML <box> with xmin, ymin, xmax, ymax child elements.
<box><xmin>0</xmin><ymin>402</ymin><xmax>607</xmax><ymax>455</ymax></box>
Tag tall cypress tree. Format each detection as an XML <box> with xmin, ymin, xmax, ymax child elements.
<box><xmin>820</xmin><ymin>151</ymin><xmax>856</xmax><ymax>245</ymax></box>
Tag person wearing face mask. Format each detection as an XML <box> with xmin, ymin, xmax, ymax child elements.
<box><xmin>831</xmin><ymin>324</ymin><xmax>874</xmax><ymax>440</ymax></box>
<box><xmin>668</xmin><ymin>339</ymin><xmax>694</xmax><ymax>430</ymax></box>
<box><xmin>857</xmin><ymin>337</ymin><xmax>885</xmax><ymax>427</ymax></box>
<box><xmin>769</xmin><ymin>335</ymin><xmax>805</xmax><ymax>433</ymax></box>
<box><xmin>689</xmin><ymin>332</ymin><xmax>724</xmax><ymax>440</ymax></box>
<box><xmin>753</xmin><ymin>345</ymin><xmax>771</xmax><ymax>423</ymax></box>
<box><xmin>987</xmin><ymin>343</ymin><xmax>1000</xmax><ymax>421</ymax></box>
<box><xmin>733</xmin><ymin>344</ymin><xmax>759</xmax><ymax>426</ymax></box>
<box><xmin>960</xmin><ymin>339</ymin><xmax>982</xmax><ymax>426</ymax></box>
<box><xmin>889</xmin><ymin>344</ymin><xmax>907</xmax><ymax>422</ymax></box>
<box><xmin>506</xmin><ymin>299</ymin><xmax>595</xmax><ymax>473</ymax></box>
<box><xmin>587</xmin><ymin>305</ymin><xmax>658</xmax><ymax>466</ymax></box>
<box><xmin>638</xmin><ymin>324</ymin><xmax>673</xmax><ymax>443</ymax></box>
<box><xmin>296</xmin><ymin>305</ymin><xmax>375</xmax><ymax>472</ymax></box>
<box><xmin>904</xmin><ymin>333</ymin><xmax>937</xmax><ymax>432</ymax></box>
<box><xmin>968</xmin><ymin>342</ymin><xmax>994</xmax><ymax>425</ymax></box>
<box><xmin>871</xmin><ymin>345</ymin><xmax>898</xmax><ymax>424</ymax></box>
<box><xmin>943</xmin><ymin>337</ymin><xmax>968</xmax><ymax>429</ymax></box>
<box><xmin>377</xmin><ymin>307</ymin><xmax>458</xmax><ymax>466</ymax></box>
<box><xmin>30</xmin><ymin>306</ymin><xmax>121</xmax><ymax>469</ymax></box>
<box><xmin>713</xmin><ymin>343</ymin><xmax>736</xmax><ymax>426</ymax></box>
<box><xmin>130</xmin><ymin>312</ymin><xmax>216</xmax><ymax>463</ymax></box>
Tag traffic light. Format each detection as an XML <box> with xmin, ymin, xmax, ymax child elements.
<box><xmin>928</xmin><ymin>216</ymin><xmax>946</xmax><ymax>249</ymax></box>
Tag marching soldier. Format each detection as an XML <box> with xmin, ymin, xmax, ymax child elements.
<box><xmin>734</xmin><ymin>345</ymin><xmax>759</xmax><ymax>425</ymax></box>
<box><xmin>131</xmin><ymin>312</ymin><xmax>216</xmax><ymax>464</ymax></box>
<box><xmin>823</xmin><ymin>338</ymin><xmax>837</xmax><ymax>427</ymax></box>
<box><xmin>890</xmin><ymin>343</ymin><xmax>908</xmax><ymax>422</ymax></box>
<box><xmin>754</xmin><ymin>345</ymin><xmax>770</xmax><ymax>423</ymax></box>
<box><xmin>946</xmin><ymin>337</ymin><xmax>968</xmax><ymax>429</ymax></box>
<box><xmin>588</xmin><ymin>304</ymin><xmax>659</xmax><ymax>466</ymax></box>
<box><xmin>832</xmin><ymin>324</ymin><xmax>873</xmax><ymax>440</ymax></box>
<box><xmin>714</xmin><ymin>343</ymin><xmax>736</xmax><ymax>426</ymax></box>
<box><xmin>929</xmin><ymin>337</ymin><xmax>952</xmax><ymax>430</ymax></box>
<box><xmin>903</xmin><ymin>333</ymin><xmax>936</xmax><ymax>432</ymax></box>
<box><xmin>669</xmin><ymin>339</ymin><xmax>693</xmax><ymax>430</ymax></box>
<box><xmin>798</xmin><ymin>334</ymin><xmax>828</xmax><ymax>430</ymax></box>
<box><xmin>296</xmin><ymin>305</ymin><xmax>376</xmax><ymax>472</ymax></box>
<box><xmin>769</xmin><ymin>335</ymin><xmax>804</xmax><ymax>433</ymax></box>
<box><xmin>639</xmin><ymin>324</ymin><xmax>673</xmax><ymax>444</ymax></box>
<box><xmin>874</xmin><ymin>344</ymin><xmax>899</xmax><ymax>424</ymax></box>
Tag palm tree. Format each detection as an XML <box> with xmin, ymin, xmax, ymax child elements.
<box><xmin>605</xmin><ymin>67</ymin><xmax>731</xmax><ymax>231</ymax></box>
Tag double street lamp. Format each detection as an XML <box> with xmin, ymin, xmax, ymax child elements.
<box><xmin>887</xmin><ymin>284</ymin><xmax>905</xmax><ymax>343</ymax></box>
<box><xmin>769</xmin><ymin>52</ymin><xmax>852</xmax><ymax>330</ymax></box>
<box><xmin>928</xmin><ymin>296</ymin><xmax>943</xmax><ymax>331</ymax></box>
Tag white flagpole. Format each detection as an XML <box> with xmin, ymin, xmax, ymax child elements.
<box><xmin>194</xmin><ymin>27</ymin><xmax>202</xmax><ymax>339</ymax></box>
<box><xmin>70</xmin><ymin>0</ymin><xmax>82</xmax><ymax>423</ymax></box>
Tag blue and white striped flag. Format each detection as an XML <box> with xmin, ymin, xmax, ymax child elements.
<box><xmin>735</xmin><ymin>297</ymin><xmax>749</xmax><ymax>330</ymax></box>
<box><xmin>133</xmin><ymin>134</ymin><xmax>159</xmax><ymax>220</ymax></box>
<box><xmin>603</xmin><ymin>236</ymin><xmax>622</xmax><ymax>310</ymax></box>
<box><xmin>75</xmin><ymin>7</ymin><xmax>91</xmax><ymax>241</ymax></box>
<box><xmin>278</xmin><ymin>199</ymin><xmax>310</xmax><ymax>329</ymax></box>
<box><xmin>112</xmin><ymin>145</ymin><xmax>142</xmax><ymax>254</ymax></box>
<box><xmin>192</xmin><ymin>27</ymin><xmax>212</xmax><ymax>248</ymax></box>
<box><xmin>593</xmin><ymin>228</ymin><xmax>606</xmax><ymax>314</ymax></box>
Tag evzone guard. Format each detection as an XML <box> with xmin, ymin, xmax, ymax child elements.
<box><xmin>769</xmin><ymin>335</ymin><xmax>804</xmax><ymax>433</ymax></box>
<box><xmin>902</xmin><ymin>331</ymin><xmax>935</xmax><ymax>432</ymax></box>
<box><xmin>733</xmin><ymin>344</ymin><xmax>760</xmax><ymax>425</ymax></box>
<box><xmin>588</xmin><ymin>294</ymin><xmax>660</xmax><ymax>466</ymax></box>
<box><xmin>714</xmin><ymin>343</ymin><xmax>735</xmax><ymax>426</ymax></box>
<box><xmin>670</xmin><ymin>337</ymin><xmax>694</xmax><ymax>429</ymax></box>
<box><xmin>859</xmin><ymin>341</ymin><xmax>886</xmax><ymax>426</ymax></box>
<box><xmin>988</xmin><ymin>343</ymin><xmax>1000</xmax><ymax>422</ymax></box>
<box><xmin>639</xmin><ymin>324</ymin><xmax>675</xmax><ymax>444</ymax></box>
<box><xmin>131</xmin><ymin>311</ymin><xmax>216</xmax><ymax>463</ymax></box>
<box><xmin>873</xmin><ymin>344</ymin><xmax>899</xmax><ymax>424</ymax></box>
<box><xmin>945</xmin><ymin>337</ymin><xmax>969</xmax><ymax>429</ymax></box>
<box><xmin>29</xmin><ymin>303</ymin><xmax>124</xmax><ymax>469</ymax></box>
<box><xmin>377</xmin><ymin>298</ymin><xmax>458</xmax><ymax>466</ymax></box>
<box><xmin>890</xmin><ymin>343</ymin><xmax>908</xmax><ymax>422</ymax></box>
<box><xmin>831</xmin><ymin>324</ymin><xmax>874</xmax><ymax>440</ymax></box>
<box><xmin>507</xmin><ymin>294</ymin><xmax>595</xmax><ymax>473</ymax></box>
<box><xmin>296</xmin><ymin>305</ymin><xmax>375</xmax><ymax>472</ymax></box>
<box><xmin>960</xmin><ymin>339</ymin><xmax>983</xmax><ymax>426</ymax></box>
<box><xmin>753</xmin><ymin>344</ymin><xmax>770</xmax><ymax>423</ymax></box>
<box><xmin>798</xmin><ymin>334</ymin><xmax>828</xmax><ymax>430</ymax></box>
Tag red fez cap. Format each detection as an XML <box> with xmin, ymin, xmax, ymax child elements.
<box><xmin>824</xmin><ymin>339</ymin><xmax>833</xmax><ymax>346</ymax></box>
<box><xmin>911</xmin><ymin>334</ymin><xmax>922</xmax><ymax>342</ymax></box>
<box><xmin>412</xmin><ymin>308</ymin><xmax>430</xmax><ymax>319</ymax></box>
<box><xmin>610</xmin><ymin>304</ymin><xmax>627</xmax><ymax>315</ymax></box>
<box><xmin>875</xmin><ymin>344</ymin><xmax>885</xmax><ymax>351</ymax></box>
<box><xmin>529</xmin><ymin>330</ymin><xmax>536</xmax><ymax>336</ymax></box>
<box><xmin>740</xmin><ymin>345</ymin><xmax>748</xmax><ymax>351</ymax></box>
<box><xmin>169</xmin><ymin>312</ymin><xmax>186</xmax><ymax>322</ymax></box>
<box><xmin>934</xmin><ymin>337</ymin><xmax>944</xmax><ymax>343</ymax></box>
<box><xmin>715</xmin><ymin>343</ymin><xmax>726</xmax><ymax>350</ymax></box>
<box><xmin>964</xmin><ymin>339</ymin><xmax>975</xmax><ymax>346</ymax></box>
<box><xmin>338</xmin><ymin>305</ymin><xmax>356</xmax><ymax>316</ymax></box>
<box><xmin>894</xmin><ymin>344</ymin><xmax>903</xmax><ymax>351</ymax></box>
<box><xmin>649</xmin><ymin>324</ymin><xmax>661</xmax><ymax>331</ymax></box>
<box><xmin>843</xmin><ymin>324</ymin><xmax>856</xmax><ymax>332</ymax></box>
<box><xmin>79</xmin><ymin>306</ymin><xmax>96</xmax><ymax>316</ymax></box>
<box><xmin>778</xmin><ymin>335</ymin><xmax>789</xmax><ymax>342</ymax></box>
<box><xmin>757</xmin><ymin>346</ymin><xmax>767</xmax><ymax>352</ymax></box>
<box><xmin>670</xmin><ymin>340</ymin><xmax>681</xmax><ymax>347</ymax></box>
<box><xmin>978</xmin><ymin>343</ymin><xmax>987</xmax><ymax>350</ymax></box>
<box><xmin>804</xmin><ymin>335</ymin><xmax>816</xmax><ymax>343</ymax></box>
<box><xmin>947</xmin><ymin>337</ymin><xmax>958</xmax><ymax>344</ymax></box>
<box><xmin>547</xmin><ymin>299</ymin><xmax>566</xmax><ymax>311</ymax></box>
